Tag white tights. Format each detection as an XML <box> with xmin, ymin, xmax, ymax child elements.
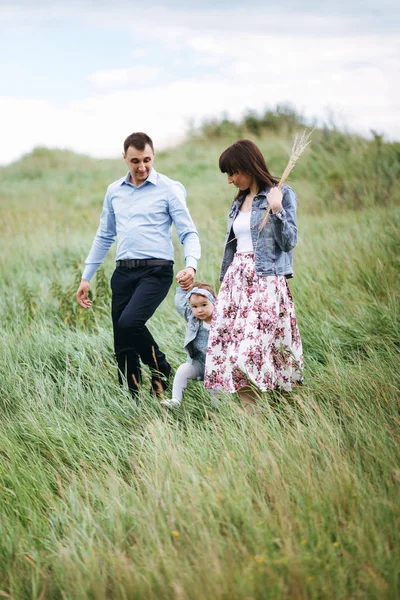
<box><xmin>172</xmin><ymin>363</ymin><xmax>199</xmax><ymax>402</ymax></box>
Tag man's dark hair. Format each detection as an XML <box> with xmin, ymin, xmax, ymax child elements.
<box><xmin>123</xmin><ymin>132</ymin><xmax>154</xmax><ymax>154</ymax></box>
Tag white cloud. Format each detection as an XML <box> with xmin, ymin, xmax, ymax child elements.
<box><xmin>1</xmin><ymin>59</ymin><xmax>398</xmax><ymax>166</ymax></box>
<box><xmin>131</xmin><ymin>48</ymin><xmax>149</xmax><ymax>58</ymax></box>
<box><xmin>2</xmin><ymin>1</ymin><xmax>399</xmax><ymax>36</ymax></box>
<box><xmin>0</xmin><ymin>1</ymin><xmax>399</xmax><ymax>164</ymax></box>
<box><xmin>88</xmin><ymin>66</ymin><xmax>160</xmax><ymax>87</ymax></box>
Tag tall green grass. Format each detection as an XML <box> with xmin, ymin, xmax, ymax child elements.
<box><xmin>0</xmin><ymin>120</ymin><xmax>399</xmax><ymax>599</ymax></box>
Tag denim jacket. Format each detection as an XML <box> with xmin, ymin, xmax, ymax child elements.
<box><xmin>175</xmin><ymin>288</ymin><xmax>209</xmax><ymax>362</ymax></box>
<box><xmin>220</xmin><ymin>184</ymin><xmax>298</xmax><ymax>281</ymax></box>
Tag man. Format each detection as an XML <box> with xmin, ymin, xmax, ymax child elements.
<box><xmin>76</xmin><ymin>132</ymin><xmax>200</xmax><ymax>397</ymax></box>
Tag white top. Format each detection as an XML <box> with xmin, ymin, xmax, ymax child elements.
<box><xmin>233</xmin><ymin>210</ymin><xmax>253</xmax><ymax>253</ymax></box>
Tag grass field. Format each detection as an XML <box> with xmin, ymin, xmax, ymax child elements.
<box><xmin>0</xmin><ymin>121</ymin><xmax>399</xmax><ymax>599</ymax></box>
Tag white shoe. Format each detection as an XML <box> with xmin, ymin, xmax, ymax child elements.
<box><xmin>161</xmin><ymin>397</ymin><xmax>181</xmax><ymax>408</ymax></box>
<box><xmin>210</xmin><ymin>396</ymin><xmax>221</xmax><ymax>408</ymax></box>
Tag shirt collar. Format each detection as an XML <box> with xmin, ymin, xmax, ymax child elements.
<box><xmin>147</xmin><ymin>168</ymin><xmax>158</xmax><ymax>185</ymax></box>
<box><xmin>122</xmin><ymin>168</ymin><xmax>158</xmax><ymax>187</ymax></box>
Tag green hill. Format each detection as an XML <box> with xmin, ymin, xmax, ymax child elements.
<box><xmin>0</xmin><ymin>115</ymin><xmax>399</xmax><ymax>599</ymax></box>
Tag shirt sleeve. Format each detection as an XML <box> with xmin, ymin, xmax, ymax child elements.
<box><xmin>168</xmin><ymin>182</ymin><xmax>201</xmax><ymax>271</ymax></box>
<box><xmin>82</xmin><ymin>188</ymin><xmax>117</xmax><ymax>281</ymax></box>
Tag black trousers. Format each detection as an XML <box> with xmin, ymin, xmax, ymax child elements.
<box><xmin>111</xmin><ymin>264</ymin><xmax>173</xmax><ymax>393</ymax></box>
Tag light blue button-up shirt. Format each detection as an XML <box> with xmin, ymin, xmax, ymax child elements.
<box><xmin>82</xmin><ymin>168</ymin><xmax>201</xmax><ymax>281</ymax></box>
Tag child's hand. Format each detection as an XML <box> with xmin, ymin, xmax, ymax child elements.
<box><xmin>176</xmin><ymin>268</ymin><xmax>195</xmax><ymax>290</ymax></box>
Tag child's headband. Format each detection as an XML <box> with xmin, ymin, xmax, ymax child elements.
<box><xmin>186</xmin><ymin>287</ymin><xmax>216</xmax><ymax>305</ymax></box>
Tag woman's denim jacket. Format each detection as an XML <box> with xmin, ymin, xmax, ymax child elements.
<box><xmin>175</xmin><ymin>287</ymin><xmax>208</xmax><ymax>362</ymax></box>
<box><xmin>220</xmin><ymin>184</ymin><xmax>298</xmax><ymax>282</ymax></box>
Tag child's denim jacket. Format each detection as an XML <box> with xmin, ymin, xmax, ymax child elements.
<box><xmin>220</xmin><ymin>184</ymin><xmax>298</xmax><ymax>282</ymax></box>
<box><xmin>175</xmin><ymin>288</ymin><xmax>209</xmax><ymax>365</ymax></box>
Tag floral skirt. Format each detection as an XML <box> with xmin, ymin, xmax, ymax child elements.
<box><xmin>204</xmin><ymin>253</ymin><xmax>303</xmax><ymax>392</ymax></box>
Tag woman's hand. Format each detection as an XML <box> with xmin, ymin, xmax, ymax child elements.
<box><xmin>176</xmin><ymin>267</ymin><xmax>195</xmax><ymax>290</ymax></box>
<box><xmin>267</xmin><ymin>187</ymin><xmax>283</xmax><ymax>213</ymax></box>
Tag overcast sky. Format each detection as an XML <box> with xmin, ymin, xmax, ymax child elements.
<box><xmin>0</xmin><ymin>0</ymin><xmax>398</xmax><ymax>164</ymax></box>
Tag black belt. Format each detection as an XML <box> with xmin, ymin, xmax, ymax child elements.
<box><xmin>116</xmin><ymin>259</ymin><xmax>173</xmax><ymax>268</ymax></box>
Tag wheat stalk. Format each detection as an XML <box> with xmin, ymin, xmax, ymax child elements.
<box><xmin>259</xmin><ymin>128</ymin><xmax>313</xmax><ymax>229</ymax></box>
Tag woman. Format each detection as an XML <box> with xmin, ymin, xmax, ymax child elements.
<box><xmin>204</xmin><ymin>139</ymin><xmax>303</xmax><ymax>408</ymax></box>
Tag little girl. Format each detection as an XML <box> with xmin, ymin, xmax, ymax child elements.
<box><xmin>161</xmin><ymin>282</ymin><xmax>217</xmax><ymax>408</ymax></box>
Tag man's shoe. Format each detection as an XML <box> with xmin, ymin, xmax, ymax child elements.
<box><xmin>150</xmin><ymin>366</ymin><xmax>171</xmax><ymax>399</ymax></box>
<box><xmin>150</xmin><ymin>377</ymin><xmax>165</xmax><ymax>399</ymax></box>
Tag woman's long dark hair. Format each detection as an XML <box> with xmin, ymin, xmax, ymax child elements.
<box><xmin>219</xmin><ymin>139</ymin><xmax>279</xmax><ymax>198</ymax></box>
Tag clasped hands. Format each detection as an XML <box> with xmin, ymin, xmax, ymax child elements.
<box><xmin>175</xmin><ymin>267</ymin><xmax>195</xmax><ymax>291</ymax></box>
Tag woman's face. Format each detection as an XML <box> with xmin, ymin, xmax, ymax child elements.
<box><xmin>227</xmin><ymin>170</ymin><xmax>254</xmax><ymax>191</ymax></box>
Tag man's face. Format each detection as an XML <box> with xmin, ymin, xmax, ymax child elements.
<box><xmin>123</xmin><ymin>143</ymin><xmax>154</xmax><ymax>186</ymax></box>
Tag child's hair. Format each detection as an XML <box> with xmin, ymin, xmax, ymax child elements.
<box><xmin>191</xmin><ymin>281</ymin><xmax>217</xmax><ymax>300</ymax></box>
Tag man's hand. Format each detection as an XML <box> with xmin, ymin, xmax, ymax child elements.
<box><xmin>267</xmin><ymin>187</ymin><xmax>283</xmax><ymax>214</ymax></box>
<box><xmin>175</xmin><ymin>267</ymin><xmax>195</xmax><ymax>291</ymax></box>
<box><xmin>76</xmin><ymin>279</ymin><xmax>92</xmax><ymax>308</ymax></box>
